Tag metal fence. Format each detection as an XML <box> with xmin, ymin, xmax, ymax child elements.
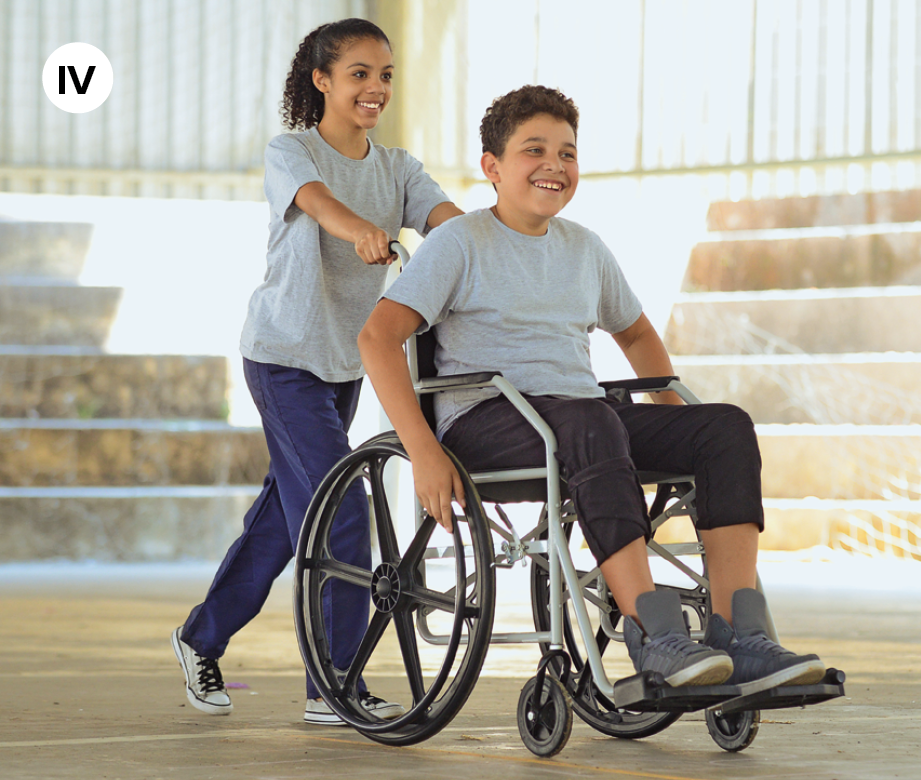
<box><xmin>4</xmin><ymin>0</ymin><xmax>921</xmax><ymax>201</ymax></box>
<box><xmin>0</xmin><ymin>0</ymin><xmax>369</xmax><ymax>200</ymax></box>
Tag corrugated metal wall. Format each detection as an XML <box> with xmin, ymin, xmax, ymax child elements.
<box><xmin>0</xmin><ymin>0</ymin><xmax>369</xmax><ymax>199</ymax></box>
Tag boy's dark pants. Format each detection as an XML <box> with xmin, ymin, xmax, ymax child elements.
<box><xmin>181</xmin><ymin>358</ymin><xmax>370</xmax><ymax>700</ymax></box>
<box><xmin>442</xmin><ymin>392</ymin><xmax>764</xmax><ymax>564</ymax></box>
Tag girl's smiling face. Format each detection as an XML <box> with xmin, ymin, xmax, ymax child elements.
<box><xmin>313</xmin><ymin>37</ymin><xmax>394</xmax><ymax>134</ymax></box>
<box><xmin>481</xmin><ymin>114</ymin><xmax>579</xmax><ymax>235</ymax></box>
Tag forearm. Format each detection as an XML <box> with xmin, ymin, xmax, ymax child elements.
<box><xmin>295</xmin><ymin>182</ymin><xmax>377</xmax><ymax>243</ymax></box>
<box><xmin>358</xmin><ymin>333</ymin><xmax>441</xmax><ymax>459</ymax></box>
<box><xmin>614</xmin><ymin>314</ymin><xmax>683</xmax><ymax>405</ymax></box>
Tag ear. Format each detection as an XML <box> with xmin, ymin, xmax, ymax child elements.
<box><xmin>481</xmin><ymin>152</ymin><xmax>501</xmax><ymax>184</ymax></box>
<box><xmin>312</xmin><ymin>68</ymin><xmax>330</xmax><ymax>93</ymax></box>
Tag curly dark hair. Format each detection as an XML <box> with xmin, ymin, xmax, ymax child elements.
<box><xmin>280</xmin><ymin>18</ymin><xmax>391</xmax><ymax>131</ymax></box>
<box><xmin>480</xmin><ymin>85</ymin><xmax>579</xmax><ymax>158</ymax></box>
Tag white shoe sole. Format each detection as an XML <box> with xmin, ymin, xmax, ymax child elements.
<box><xmin>737</xmin><ymin>659</ymin><xmax>827</xmax><ymax>695</ymax></box>
<box><xmin>171</xmin><ymin>628</ymin><xmax>233</xmax><ymax>716</ymax></box>
<box><xmin>664</xmin><ymin>655</ymin><xmax>735</xmax><ymax>688</ymax></box>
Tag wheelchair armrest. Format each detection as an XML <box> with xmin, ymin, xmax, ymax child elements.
<box><xmin>601</xmin><ymin>377</ymin><xmax>702</xmax><ymax>405</ymax></box>
<box><xmin>601</xmin><ymin>377</ymin><xmax>680</xmax><ymax>393</ymax></box>
<box><xmin>415</xmin><ymin>372</ymin><xmax>502</xmax><ymax>394</ymax></box>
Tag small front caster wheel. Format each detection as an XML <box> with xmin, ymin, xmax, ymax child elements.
<box><xmin>705</xmin><ymin>708</ymin><xmax>760</xmax><ymax>752</ymax></box>
<box><xmin>517</xmin><ymin>676</ymin><xmax>573</xmax><ymax>758</ymax></box>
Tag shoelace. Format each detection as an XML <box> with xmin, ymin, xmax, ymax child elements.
<box><xmin>195</xmin><ymin>657</ymin><xmax>226</xmax><ymax>693</ymax></box>
<box><xmin>359</xmin><ymin>692</ymin><xmax>385</xmax><ymax>707</ymax></box>
<box><xmin>646</xmin><ymin>632</ymin><xmax>702</xmax><ymax>659</ymax></box>
<box><xmin>736</xmin><ymin>633</ymin><xmax>788</xmax><ymax>658</ymax></box>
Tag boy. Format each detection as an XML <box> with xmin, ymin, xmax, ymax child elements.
<box><xmin>358</xmin><ymin>85</ymin><xmax>825</xmax><ymax>691</ymax></box>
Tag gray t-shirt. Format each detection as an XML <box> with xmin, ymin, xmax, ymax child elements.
<box><xmin>384</xmin><ymin>209</ymin><xmax>644</xmax><ymax>438</ymax></box>
<box><xmin>240</xmin><ymin>129</ymin><xmax>450</xmax><ymax>381</ymax></box>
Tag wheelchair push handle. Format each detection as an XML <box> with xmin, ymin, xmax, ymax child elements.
<box><xmin>388</xmin><ymin>240</ymin><xmax>411</xmax><ymax>267</ymax></box>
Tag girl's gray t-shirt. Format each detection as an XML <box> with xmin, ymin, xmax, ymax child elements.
<box><xmin>383</xmin><ymin>209</ymin><xmax>644</xmax><ymax>438</ymax></box>
<box><xmin>240</xmin><ymin>129</ymin><xmax>450</xmax><ymax>382</ymax></box>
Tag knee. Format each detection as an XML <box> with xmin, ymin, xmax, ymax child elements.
<box><xmin>700</xmin><ymin>404</ymin><xmax>759</xmax><ymax>452</ymax></box>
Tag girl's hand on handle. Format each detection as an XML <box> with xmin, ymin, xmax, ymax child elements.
<box><xmin>411</xmin><ymin>443</ymin><xmax>466</xmax><ymax>533</ymax></box>
<box><xmin>354</xmin><ymin>227</ymin><xmax>397</xmax><ymax>265</ymax></box>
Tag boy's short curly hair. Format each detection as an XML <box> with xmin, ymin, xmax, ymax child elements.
<box><xmin>480</xmin><ymin>85</ymin><xmax>579</xmax><ymax>158</ymax></box>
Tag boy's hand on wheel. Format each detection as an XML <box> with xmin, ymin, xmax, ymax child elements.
<box><xmin>411</xmin><ymin>446</ymin><xmax>465</xmax><ymax>533</ymax></box>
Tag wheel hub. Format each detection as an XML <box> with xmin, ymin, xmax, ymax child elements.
<box><xmin>371</xmin><ymin>562</ymin><xmax>401</xmax><ymax>612</ymax></box>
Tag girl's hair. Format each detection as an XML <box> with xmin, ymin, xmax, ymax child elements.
<box><xmin>281</xmin><ymin>18</ymin><xmax>391</xmax><ymax>131</ymax></box>
<box><xmin>480</xmin><ymin>85</ymin><xmax>579</xmax><ymax>158</ymax></box>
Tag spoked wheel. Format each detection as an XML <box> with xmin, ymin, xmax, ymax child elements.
<box><xmin>294</xmin><ymin>434</ymin><xmax>496</xmax><ymax>746</ymax></box>
<box><xmin>705</xmin><ymin>708</ymin><xmax>760</xmax><ymax>752</ymax></box>
<box><xmin>517</xmin><ymin>675</ymin><xmax>573</xmax><ymax>757</ymax></box>
<box><xmin>530</xmin><ymin>505</ymin><xmax>709</xmax><ymax>739</ymax></box>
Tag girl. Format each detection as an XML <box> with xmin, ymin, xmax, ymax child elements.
<box><xmin>171</xmin><ymin>18</ymin><xmax>463</xmax><ymax>726</ymax></box>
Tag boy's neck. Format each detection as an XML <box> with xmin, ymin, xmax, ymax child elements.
<box><xmin>315</xmin><ymin>120</ymin><xmax>370</xmax><ymax>160</ymax></box>
<box><xmin>489</xmin><ymin>204</ymin><xmax>551</xmax><ymax>237</ymax></box>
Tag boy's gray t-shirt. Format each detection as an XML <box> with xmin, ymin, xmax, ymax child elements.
<box><xmin>240</xmin><ymin>129</ymin><xmax>451</xmax><ymax>382</ymax></box>
<box><xmin>383</xmin><ymin>209</ymin><xmax>644</xmax><ymax>438</ymax></box>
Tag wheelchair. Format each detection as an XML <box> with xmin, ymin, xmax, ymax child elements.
<box><xmin>293</xmin><ymin>245</ymin><xmax>845</xmax><ymax>757</ymax></box>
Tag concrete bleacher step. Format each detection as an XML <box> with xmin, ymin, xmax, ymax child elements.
<box><xmin>665</xmin><ymin>287</ymin><xmax>921</xmax><ymax>354</ymax></box>
<box><xmin>672</xmin><ymin>353</ymin><xmax>921</xmax><ymax>425</ymax></box>
<box><xmin>707</xmin><ymin>189</ymin><xmax>921</xmax><ymax>230</ymax></box>
<box><xmin>0</xmin><ymin>220</ymin><xmax>93</xmax><ymax>280</ymax></box>
<box><xmin>0</xmin><ymin>485</ymin><xmax>261</xmax><ymax>561</ymax></box>
<box><xmin>0</xmin><ymin>282</ymin><xmax>122</xmax><ymax>346</ymax></box>
<box><xmin>682</xmin><ymin>225</ymin><xmax>921</xmax><ymax>292</ymax></box>
<box><xmin>0</xmin><ymin>419</ymin><xmax>269</xmax><ymax>487</ymax></box>
<box><xmin>0</xmin><ymin>348</ymin><xmax>230</xmax><ymax>419</ymax></box>
<box><xmin>757</xmin><ymin>424</ymin><xmax>921</xmax><ymax>501</ymax></box>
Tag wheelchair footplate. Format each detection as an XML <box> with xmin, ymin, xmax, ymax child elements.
<box><xmin>613</xmin><ymin>671</ymin><xmax>741</xmax><ymax>712</ymax></box>
<box><xmin>709</xmin><ymin>668</ymin><xmax>847</xmax><ymax>716</ymax></box>
<box><xmin>613</xmin><ymin>668</ymin><xmax>846</xmax><ymax>714</ymax></box>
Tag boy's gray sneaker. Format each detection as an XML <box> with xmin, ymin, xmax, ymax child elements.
<box><xmin>171</xmin><ymin>627</ymin><xmax>233</xmax><ymax>715</ymax></box>
<box><xmin>624</xmin><ymin>589</ymin><xmax>734</xmax><ymax>687</ymax></box>
<box><xmin>304</xmin><ymin>692</ymin><xmax>406</xmax><ymax>726</ymax></box>
<box><xmin>703</xmin><ymin>588</ymin><xmax>826</xmax><ymax>694</ymax></box>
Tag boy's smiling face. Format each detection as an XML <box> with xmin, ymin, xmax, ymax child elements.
<box><xmin>481</xmin><ymin>113</ymin><xmax>578</xmax><ymax>236</ymax></box>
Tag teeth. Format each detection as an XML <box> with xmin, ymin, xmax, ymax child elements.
<box><xmin>358</xmin><ymin>102</ymin><xmax>381</xmax><ymax>109</ymax></box>
<box><xmin>534</xmin><ymin>181</ymin><xmax>562</xmax><ymax>190</ymax></box>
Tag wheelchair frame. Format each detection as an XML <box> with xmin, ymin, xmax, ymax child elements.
<box><xmin>294</xmin><ymin>243</ymin><xmax>845</xmax><ymax>757</ymax></box>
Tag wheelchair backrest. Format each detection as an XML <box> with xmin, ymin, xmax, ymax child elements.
<box><xmin>409</xmin><ymin>330</ymin><xmax>439</xmax><ymax>433</ymax></box>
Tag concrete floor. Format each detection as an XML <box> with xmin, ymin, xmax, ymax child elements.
<box><xmin>1</xmin><ymin>557</ymin><xmax>919</xmax><ymax>780</ymax></box>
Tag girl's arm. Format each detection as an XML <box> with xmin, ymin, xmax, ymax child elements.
<box><xmin>611</xmin><ymin>313</ymin><xmax>683</xmax><ymax>405</ymax></box>
<box><xmin>294</xmin><ymin>181</ymin><xmax>395</xmax><ymax>265</ymax></box>
<box><xmin>358</xmin><ymin>299</ymin><xmax>465</xmax><ymax>532</ymax></box>
<box><xmin>426</xmin><ymin>202</ymin><xmax>464</xmax><ymax>230</ymax></box>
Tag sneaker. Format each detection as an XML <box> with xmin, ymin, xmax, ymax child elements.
<box><xmin>624</xmin><ymin>589</ymin><xmax>734</xmax><ymax>687</ymax></box>
<box><xmin>170</xmin><ymin>627</ymin><xmax>233</xmax><ymax>715</ymax></box>
<box><xmin>303</xmin><ymin>692</ymin><xmax>406</xmax><ymax>726</ymax></box>
<box><xmin>703</xmin><ymin>588</ymin><xmax>826</xmax><ymax>694</ymax></box>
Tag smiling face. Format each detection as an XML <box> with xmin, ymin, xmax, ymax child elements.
<box><xmin>313</xmin><ymin>37</ymin><xmax>393</xmax><ymax>136</ymax></box>
<box><xmin>481</xmin><ymin>114</ymin><xmax>579</xmax><ymax>236</ymax></box>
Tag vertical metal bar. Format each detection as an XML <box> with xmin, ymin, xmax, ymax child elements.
<box><xmin>889</xmin><ymin>0</ymin><xmax>899</xmax><ymax>155</ymax></box>
<box><xmin>635</xmin><ymin>0</ymin><xmax>645</xmax><ymax>171</ymax></box>
<box><xmin>865</xmin><ymin>0</ymin><xmax>875</xmax><ymax>156</ymax></box>
<box><xmin>794</xmin><ymin>0</ymin><xmax>803</xmax><ymax>162</ymax></box>
<box><xmin>816</xmin><ymin>0</ymin><xmax>827</xmax><ymax>160</ymax></box>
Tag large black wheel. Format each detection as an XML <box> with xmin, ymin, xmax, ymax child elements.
<box><xmin>705</xmin><ymin>708</ymin><xmax>760</xmax><ymax>752</ymax></box>
<box><xmin>294</xmin><ymin>434</ymin><xmax>496</xmax><ymax>746</ymax></box>
<box><xmin>517</xmin><ymin>675</ymin><xmax>573</xmax><ymax>758</ymax></box>
<box><xmin>530</xmin><ymin>504</ymin><xmax>709</xmax><ymax>739</ymax></box>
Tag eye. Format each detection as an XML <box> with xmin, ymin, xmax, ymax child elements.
<box><xmin>352</xmin><ymin>69</ymin><xmax>367</xmax><ymax>79</ymax></box>
<box><xmin>382</xmin><ymin>71</ymin><xmax>393</xmax><ymax>81</ymax></box>
<box><xmin>562</xmin><ymin>151</ymin><xmax>577</xmax><ymax>161</ymax></box>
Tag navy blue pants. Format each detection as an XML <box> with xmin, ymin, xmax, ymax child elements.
<box><xmin>443</xmin><ymin>393</ymin><xmax>763</xmax><ymax>564</ymax></box>
<box><xmin>181</xmin><ymin>358</ymin><xmax>370</xmax><ymax>699</ymax></box>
